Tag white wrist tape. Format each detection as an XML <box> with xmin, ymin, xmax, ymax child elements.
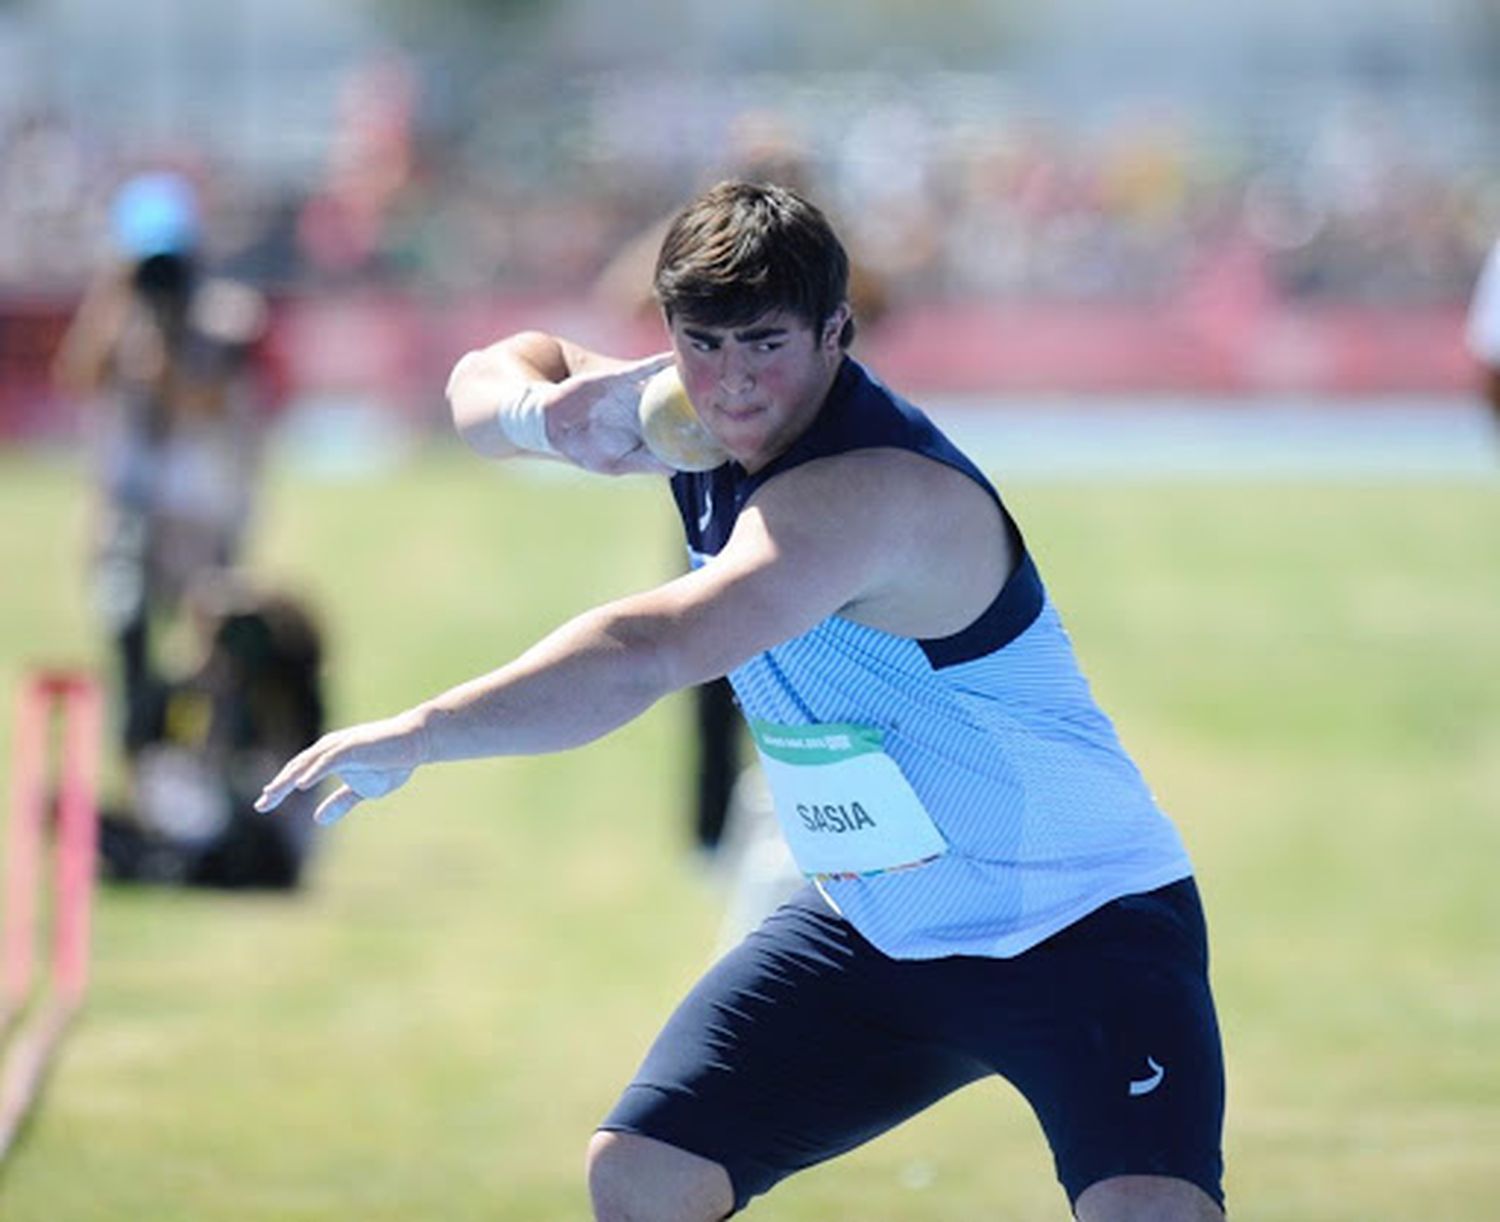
<box><xmin>496</xmin><ymin>382</ymin><xmax>555</xmax><ymax>455</ymax></box>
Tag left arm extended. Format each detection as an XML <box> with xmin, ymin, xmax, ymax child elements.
<box><xmin>254</xmin><ymin>450</ymin><xmax>977</xmax><ymax>827</ymax></box>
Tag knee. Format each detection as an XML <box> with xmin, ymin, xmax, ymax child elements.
<box><xmin>586</xmin><ymin>1130</ymin><xmax>734</xmax><ymax>1222</ymax></box>
<box><xmin>1074</xmin><ymin>1174</ymin><xmax>1224</xmax><ymax>1222</ymax></box>
<box><xmin>585</xmin><ymin>1129</ymin><xmax>632</xmax><ymax>1212</ymax></box>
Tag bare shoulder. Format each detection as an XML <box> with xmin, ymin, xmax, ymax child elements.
<box><xmin>744</xmin><ymin>448</ymin><xmax>1016</xmax><ymax>639</ymax></box>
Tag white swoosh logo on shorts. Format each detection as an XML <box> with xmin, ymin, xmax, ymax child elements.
<box><xmin>1129</xmin><ymin>1056</ymin><xmax>1165</xmax><ymax>1097</ymax></box>
<box><xmin>698</xmin><ymin>483</ymin><xmax>714</xmax><ymax>534</ymax></box>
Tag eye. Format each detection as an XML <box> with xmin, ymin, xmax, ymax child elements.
<box><xmin>688</xmin><ymin>337</ymin><xmax>717</xmax><ymax>353</ymax></box>
<box><xmin>754</xmin><ymin>340</ymin><xmax>784</xmax><ymax>353</ymax></box>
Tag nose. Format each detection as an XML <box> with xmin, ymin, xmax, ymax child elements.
<box><xmin>716</xmin><ymin>348</ymin><xmax>755</xmax><ymax>396</ymax></box>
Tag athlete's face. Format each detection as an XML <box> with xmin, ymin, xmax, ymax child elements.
<box><xmin>667</xmin><ymin>305</ymin><xmax>849</xmax><ymax>474</ymax></box>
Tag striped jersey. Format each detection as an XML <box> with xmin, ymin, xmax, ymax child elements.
<box><xmin>670</xmin><ymin>358</ymin><xmax>1192</xmax><ymax>959</ymax></box>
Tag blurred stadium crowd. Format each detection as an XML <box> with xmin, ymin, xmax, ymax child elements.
<box><xmin>2</xmin><ymin>61</ymin><xmax>1494</xmax><ymax>309</ymax></box>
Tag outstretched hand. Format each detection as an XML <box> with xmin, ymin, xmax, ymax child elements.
<box><xmin>255</xmin><ymin>712</ymin><xmax>428</xmax><ymax>826</ymax></box>
<box><xmin>545</xmin><ymin>352</ymin><xmax>677</xmax><ymax>475</ymax></box>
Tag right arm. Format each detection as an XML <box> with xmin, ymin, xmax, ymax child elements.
<box><xmin>446</xmin><ymin>331</ymin><xmax>674</xmax><ymax>475</ymax></box>
<box><xmin>52</xmin><ymin>265</ymin><xmax>135</xmax><ymax>397</ymax></box>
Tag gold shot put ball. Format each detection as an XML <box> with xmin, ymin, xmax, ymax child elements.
<box><xmin>638</xmin><ymin>366</ymin><xmax>729</xmax><ymax>472</ymax></box>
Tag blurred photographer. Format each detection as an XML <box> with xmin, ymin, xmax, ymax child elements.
<box><xmin>53</xmin><ymin>172</ymin><xmax>270</xmax><ymax>754</ymax></box>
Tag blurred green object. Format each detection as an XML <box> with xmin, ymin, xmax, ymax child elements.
<box><xmin>0</xmin><ymin>446</ymin><xmax>1495</xmax><ymax>1220</ymax></box>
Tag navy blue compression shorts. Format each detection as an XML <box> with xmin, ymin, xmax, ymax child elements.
<box><xmin>599</xmin><ymin>877</ymin><xmax>1224</xmax><ymax>1214</ymax></box>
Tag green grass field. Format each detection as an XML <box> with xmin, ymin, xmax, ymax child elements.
<box><xmin>0</xmin><ymin>444</ymin><xmax>1496</xmax><ymax>1220</ymax></box>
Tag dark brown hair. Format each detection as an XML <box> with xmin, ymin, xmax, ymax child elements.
<box><xmin>654</xmin><ymin>180</ymin><xmax>854</xmax><ymax>347</ymax></box>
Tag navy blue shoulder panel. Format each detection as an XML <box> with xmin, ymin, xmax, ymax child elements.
<box><xmin>743</xmin><ymin>359</ymin><xmax>995</xmax><ymax>499</ymax></box>
<box><xmin>669</xmin><ymin>358</ymin><xmax>1045</xmax><ymax>667</ymax></box>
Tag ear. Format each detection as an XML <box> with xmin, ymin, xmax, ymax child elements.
<box><xmin>821</xmin><ymin>303</ymin><xmax>852</xmax><ymax>351</ymax></box>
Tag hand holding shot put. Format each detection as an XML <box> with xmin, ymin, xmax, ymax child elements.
<box><xmin>443</xmin><ymin>339</ymin><xmax>728</xmax><ymax>475</ymax></box>
<box><xmin>255</xmin><ymin>182</ymin><xmax>1226</xmax><ymax>1222</ymax></box>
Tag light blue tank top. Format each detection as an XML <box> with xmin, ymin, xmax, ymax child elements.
<box><xmin>670</xmin><ymin>359</ymin><xmax>1192</xmax><ymax>959</ymax></box>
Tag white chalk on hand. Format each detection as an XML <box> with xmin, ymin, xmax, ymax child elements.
<box><xmin>496</xmin><ymin>382</ymin><xmax>555</xmax><ymax>455</ymax></box>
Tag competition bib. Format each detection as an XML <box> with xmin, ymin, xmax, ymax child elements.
<box><xmin>748</xmin><ymin>719</ymin><xmax>948</xmax><ymax>880</ymax></box>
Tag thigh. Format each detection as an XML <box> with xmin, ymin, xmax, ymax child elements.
<box><xmin>981</xmin><ymin>879</ymin><xmax>1226</xmax><ymax>1212</ymax></box>
<box><xmin>600</xmin><ymin>886</ymin><xmax>988</xmax><ymax>1213</ymax></box>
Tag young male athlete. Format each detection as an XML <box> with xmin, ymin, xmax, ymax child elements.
<box><xmin>257</xmin><ymin>181</ymin><xmax>1227</xmax><ymax>1221</ymax></box>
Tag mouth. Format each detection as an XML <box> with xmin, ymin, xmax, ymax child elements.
<box><xmin>715</xmin><ymin>402</ymin><xmax>765</xmax><ymax>424</ymax></box>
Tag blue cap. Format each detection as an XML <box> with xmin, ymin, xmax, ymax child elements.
<box><xmin>110</xmin><ymin>173</ymin><xmax>200</xmax><ymax>258</ymax></box>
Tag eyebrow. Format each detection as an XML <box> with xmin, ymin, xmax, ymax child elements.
<box><xmin>683</xmin><ymin>324</ymin><xmax>790</xmax><ymax>343</ymax></box>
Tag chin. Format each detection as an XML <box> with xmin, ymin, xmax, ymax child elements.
<box><xmin>709</xmin><ymin>416</ymin><xmax>760</xmax><ymax>445</ymax></box>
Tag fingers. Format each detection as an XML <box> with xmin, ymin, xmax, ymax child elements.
<box><xmin>253</xmin><ymin>732</ymin><xmax>354</xmax><ymax>814</ymax></box>
<box><xmin>343</xmin><ymin>766</ymin><xmax>412</xmax><ymax>800</ymax></box>
<box><xmin>254</xmin><ymin>742</ymin><xmax>332</xmax><ymax>813</ymax></box>
<box><xmin>612</xmin><ymin>446</ymin><xmax>675</xmax><ymax>476</ymax></box>
<box><xmin>255</xmin><ymin>727</ymin><xmax>416</xmax><ymax>824</ymax></box>
<box><xmin>313</xmin><ymin>783</ymin><xmax>363</xmax><ymax>826</ymax></box>
<box><xmin>612</xmin><ymin>353</ymin><xmax>676</xmax><ymax>401</ymax></box>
